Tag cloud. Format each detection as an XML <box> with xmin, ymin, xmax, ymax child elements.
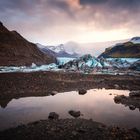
<box><xmin>0</xmin><ymin>0</ymin><xmax>140</xmax><ymax>44</ymax></box>
<box><xmin>80</xmin><ymin>0</ymin><xmax>108</xmax><ymax>5</ymax></box>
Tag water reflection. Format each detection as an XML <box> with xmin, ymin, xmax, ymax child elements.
<box><xmin>0</xmin><ymin>89</ymin><xmax>140</xmax><ymax>131</ymax></box>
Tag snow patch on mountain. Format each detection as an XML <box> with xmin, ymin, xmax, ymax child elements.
<box><xmin>48</xmin><ymin>44</ymin><xmax>64</xmax><ymax>53</ymax></box>
<box><xmin>130</xmin><ymin>37</ymin><xmax>140</xmax><ymax>44</ymax></box>
<box><xmin>37</xmin><ymin>43</ymin><xmax>79</xmax><ymax>57</ymax></box>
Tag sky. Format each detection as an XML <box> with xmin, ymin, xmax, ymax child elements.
<box><xmin>0</xmin><ymin>0</ymin><xmax>140</xmax><ymax>45</ymax></box>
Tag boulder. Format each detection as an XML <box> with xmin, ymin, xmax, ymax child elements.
<box><xmin>129</xmin><ymin>105</ymin><xmax>136</xmax><ymax>110</ymax></box>
<box><xmin>51</xmin><ymin>91</ymin><xmax>58</xmax><ymax>96</ymax></box>
<box><xmin>78</xmin><ymin>89</ymin><xmax>87</xmax><ymax>95</ymax></box>
<box><xmin>114</xmin><ymin>84</ymin><xmax>119</xmax><ymax>89</ymax></box>
<box><xmin>114</xmin><ymin>95</ymin><xmax>126</xmax><ymax>104</ymax></box>
<box><xmin>68</xmin><ymin>110</ymin><xmax>81</xmax><ymax>118</ymax></box>
<box><xmin>48</xmin><ymin>112</ymin><xmax>59</xmax><ymax>120</ymax></box>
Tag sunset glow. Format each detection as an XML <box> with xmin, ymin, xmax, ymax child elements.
<box><xmin>0</xmin><ymin>0</ymin><xmax>140</xmax><ymax>45</ymax></box>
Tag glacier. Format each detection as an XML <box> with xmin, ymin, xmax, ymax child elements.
<box><xmin>0</xmin><ymin>56</ymin><xmax>140</xmax><ymax>74</ymax></box>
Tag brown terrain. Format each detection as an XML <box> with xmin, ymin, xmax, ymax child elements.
<box><xmin>0</xmin><ymin>71</ymin><xmax>140</xmax><ymax>100</ymax></box>
<box><xmin>0</xmin><ymin>22</ymin><xmax>56</xmax><ymax>66</ymax></box>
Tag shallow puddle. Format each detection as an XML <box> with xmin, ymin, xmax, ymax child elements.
<box><xmin>0</xmin><ymin>89</ymin><xmax>140</xmax><ymax>131</ymax></box>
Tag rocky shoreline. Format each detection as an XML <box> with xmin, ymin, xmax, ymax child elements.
<box><xmin>114</xmin><ymin>91</ymin><xmax>140</xmax><ymax>110</ymax></box>
<box><xmin>0</xmin><ymin>118</ymin><xmax>140</xmax><ymax>140</ymax></box>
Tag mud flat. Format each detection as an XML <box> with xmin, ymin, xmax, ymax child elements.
<box><xmin>0</xmin><ymin>71</ymin><xmax>140</xmax><ymax>99</ymax></box>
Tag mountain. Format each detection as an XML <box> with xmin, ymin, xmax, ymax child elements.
<box><xmin>37</xmin><ymin>43</ymin><xmax>79</xmax><ymax>58</ymax></box>
<box><xmin>78</xmin><ymin>40</ymin><xmax>128</xmax><ymax>56</ymax></box>
<box><xmin>0</xmin><ymin>22</ymin><xmax>56</xmax><ymax>66</ymax></box>
<box><xmin>37</xmin><ymin>40</ymin><xmax>127</xmax><ymax>58</ymax></box>
<box><xmin>99</xmin><ymin>37</ymin><xmax>140</xmax><ymax>58</ymax></box>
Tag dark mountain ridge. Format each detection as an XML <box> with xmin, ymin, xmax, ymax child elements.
<box><xmin>99</xmin><ymin>38</ymin><xmax>140</xmax><ymax>58</ymax></box>
<box><xmin>0</xmin><ymin>22</ymin><xmax>56</xmax><ymax>66</ymax></box>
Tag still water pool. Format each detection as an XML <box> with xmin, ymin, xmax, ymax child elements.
<box><xmin>0</xmin><ymin>89</ymin><xmax>140</xmax><ymax>131</ymax></box>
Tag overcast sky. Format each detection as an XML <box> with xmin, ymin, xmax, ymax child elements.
<box><xmin>0</xmin><ymin>0</ymin><xmax>140</xmax><ymax>45</ymax></box>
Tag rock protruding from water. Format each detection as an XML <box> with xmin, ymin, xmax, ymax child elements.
<box><xmin>48</xmin><ymin>112</ymin><xmax>59</xmax><ymax>120</ymax></box>
<box><xmin>78</xmin><ymin>89</ymin><xmax>87</xmax><ymax>95</ymax></box>
<box><xmin>50</xmin><ymin>91</ymin><xmax>58</xmax><ymax>96</ymax></box>
<box><xmin>114</xmin><ymin>95</ymin><xmax>126</xmax><ymax>104</ymax></box>
<box><xmin>68</xmin><ymin>110</ymin><xmax>81</xmax><ymax>118</ymax></box>
<box><xmin>129</xmin><ymin>105</ymin><xmax>136</xmax><ymax>110</ymax></box>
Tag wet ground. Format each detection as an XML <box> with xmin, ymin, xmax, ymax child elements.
<box><xmin>0</xmin><ymin>71</ymin><xmax>140</xmax><ymax>99</ymax></box>
<box><xmin>0</xmin><ymin>71</ymin><xmax>140</xmax><ymax>139</ymax></box>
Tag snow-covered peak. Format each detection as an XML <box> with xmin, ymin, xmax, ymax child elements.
<box><xmin>36</xmin><ymin>43</ymin><xmax>45</xmax><ymax>48</ymax></box>
<box><xmin>48</xmin><ymin>44</ymin><xmax>65</xmax><ymax>53</ymax></box>
<box><xmin>130</xmin><ymin>37</ymin><xmax>140</xmax><ymax>44</ymax></box>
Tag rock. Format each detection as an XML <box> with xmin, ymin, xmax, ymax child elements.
<box><xmin>130</xmin><ymin>127</ymin><xmax>140</xmax><ymax>134</ymax></box>
<box><xmin>109</xmin><ymin>93</ymin><xmax>112</xmax><ymax>95</ymax></box>
<box><xmin>68</xmin><ymin>110</ymin><xmax>81</xmax><ymax>118</ymax></box>
<box><xmin>51</xmin><ymin>91</ymin><xmax>58</xmax><ymax>96</ymax></box>
<box><xmin>114</xmin><ymin>84</ymin><xmax>119</xmax><ymax>89</ymax></box>
<box><xmin>77</xmin><ymin>129</ymin><xmax>86</xmax><ymax>133</ymax></box>
<box><xmin>129</xmin><ymin>91</ymin><xmax>140</xmax><ymax>98</ymax></box>
<box><xmin>78</xmin><ymin>89</ymin><xmax>87</xmax><ymax>95</ymax></box>
<box><xmin>114</xmin><ymin>95</ymin><xmax>127</xmax><ymax>104</ymax></box>
<box><xmin>72</xmin><ymin>131</ymin><xmax>78</xmax><ymax>136</ymax></box>
<box><xmin>48</xmin><ymin>112</ymin><xmax>59</xmax><ymax>120</ymax></box>
<box><xmin>114</xmin><ymin>96</ymin><xmax>122</xmax><ymax>104</ymax></box>
<box><xmin>129</xmin><ymin>105</ymin><xmax>136</xmax><ymax>110</ymax></box>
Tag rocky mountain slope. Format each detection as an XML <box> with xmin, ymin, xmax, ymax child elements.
<box><xmin>99</xmin><ymin>37</ymin><xmax>140</xmax><ymax>58</ymax></box>
<box><xmin>37</xmin><ymin>43</ymin><xmax>79</xmax><ymax>58</ymax></box>
<box><xmin>0</xmin><ymin>22</ymin><xmax>56</xmax><ymax>66</ymax></box>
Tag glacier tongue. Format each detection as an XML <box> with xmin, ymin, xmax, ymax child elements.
<box><xmin>0</xmin><ymin>55</ymin><xmax>140</xmax><ymax>73</ymax></box>
<box><xmin>59</xmin><ymin>55</ymin><xmax>140</xmax><ymax>73</ymax></box>
<box><xmin>0</xmin><ymin>63</ymin><xmax>58</xmax><ymax>73</ymax></box>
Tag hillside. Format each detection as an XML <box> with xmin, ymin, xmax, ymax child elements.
<box><xmin>99</xmin><ymin>37</ymin><xmax>140</xmax><ymax>58</ymax></box>
<box><xmin>0</xmin><ymin>22</ymin><xmax>56</xmax><ymax>66</ymax></box>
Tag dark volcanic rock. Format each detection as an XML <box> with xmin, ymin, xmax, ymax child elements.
<box><xmin>129</xmin><ymin>105</ymin><xmax>136</xmax><ymax>110</ymax></box>
<box><xmin>0</xmin><ymin>21</ymin><xmax>56</xmax><ymax>66</ymax></box>
<box><xmin>0</xmin><ymin>119</ymin><xmax>140</xmax><ymax>140</ymax></box>
<box><xmin>78</xmin><ymin>89</ymin><xmax>87</xmax><ymax>95</ymax></box>
<box><xmin>48</xmin><ymin>112</ymin><xmax>59</xmax><ymax>120</ymax></box>
<box><xmin>50</xmin><ymin>91</ymin><xmax>58</xmax><ymax>96</ymax></box>
<box><xmin>114</xmin><ymin>95</ymin><xmax>126</xmax><ymax>104</ymax></box>
<box><xmin>114</xmin><ymin>94</ymin><xmax>140</xmax><ymax>110</ymax></box>
<box><xmin>68</xmin><ymin>110</ymin><xmax>81</xmax><ymax>118</ymax></box>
